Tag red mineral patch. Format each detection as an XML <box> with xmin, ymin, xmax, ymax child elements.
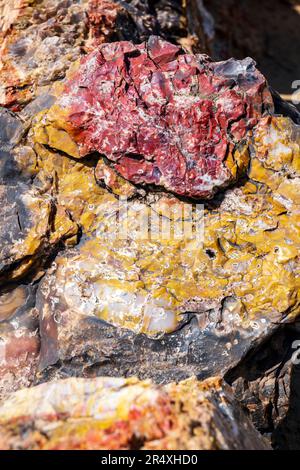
<box><xmin>58</xmin><ymin>36</ymin><xmax>273</xmax><ymax>198</ymax></box>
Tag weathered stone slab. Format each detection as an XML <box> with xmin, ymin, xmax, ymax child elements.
<box><xmin>35</xmin><ymin>37</ymin><xmax>273</xmax><ymax>198</ymax></box>
<box><xmin>32</xmin><ymin>115</ymin><xmax>300</xmax><ymax>386</ymax></box>
<box><xmin>0</xmin><ymin>376</ymin><xmax>270</xmax><ymax>449</ymax></box>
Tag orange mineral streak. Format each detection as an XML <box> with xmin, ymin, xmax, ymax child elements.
<box><xmin>0</xmin><ymin>376</ymin><xmax>270</xmax><ymax>450</ymax></box>
<box><xmin>0</xmin><ymin>0</ymin><xmax>143</xmax><ymax>110</ymax></box>
<box><xmin>28</xmin><ymin>112</ymin><xmax>300</xmax><ymax>337</ymax></box>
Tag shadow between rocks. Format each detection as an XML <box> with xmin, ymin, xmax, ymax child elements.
<box><xmin>225</xmin><ymin>322</ymin><xmax>300</xmax><ymax>448</ymax></box>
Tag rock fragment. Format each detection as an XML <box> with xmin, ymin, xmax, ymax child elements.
<box><xmin>35</xmin><ymin>37</ymin><xmax>273</xmax><ymax>199</ymax></box>
<box><xmin>0</xmin><ymin>376</ymin><xmax>270</xmax><ymax>450</ymax></box>
<box><xmin>0</xmin><ymin>0</ymin><xmax>190</xmax><ymax>111</ymax></box>
<box><xmin>224</xmin><ymin>321</ymin><xmax>300</xmax><ymax>449</ymax></box>
<box><xmin>31</xmin><ymin>113</ymin><xmax>300</xmax><ymax>384</ymax></box>
<box><xmin>0</xmin><ymin>283</ymin><xmax>39</xmax><ymax>400</ymax></box>
<box><xmin>0</xmin><ymin>3</ymin><xmax>299</xmax><ymax>451</ymax></box>
<box><xmin>0</xmin><ymin>107</ymin><xmax>79</xmax><ymax>283</ymax></box>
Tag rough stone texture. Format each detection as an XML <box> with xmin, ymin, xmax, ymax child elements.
<box><xmin>223</xmin><ymin>321</ymin><xmax>300</xmax><ymax>449</ymax></box>
<box><xmin>184</xmin><ymin>0</ymin><xmax>300</xmax><ymax>446</ymax></box>
<box><xmin>191</xmin><ymin>0</ymin><xmax>300</xmax><ymax>107</ymax></box>
<box><xmin>0</xmin><ymin>0</ymin><xmax>189</xmax><ymax>111</ymax></box>
<box><xmin>0</xmin><ymin>376</ymin><xmax>270</xmax><ymax>450</ymax></box>
<box><xmin>0</xmin><ymin>107</ymin><xmax>79</xmax><ymax>284</ymax></box>
<box><xmin>36</xmin><ymin>36</ymin><xmax>272</xmax><ymax>198</ymax></box>
<box><xmin>0</xmin><ymin>283</ymin><xmax>39</xmax><ymax>401</ymax></box>
<box><xmin>186</xmin><ymin>0</ymin><xmax>215</xmax><ymax>53</ymax></box>
<box><xmin>29</xmin><ymin>114</ymin><xmax>299</xmax><ymax>385</ymax></box>
<box><xmin>0</xmin><ymin>0</ymin><xmax>300</xmax><ymax>452</ymax></box>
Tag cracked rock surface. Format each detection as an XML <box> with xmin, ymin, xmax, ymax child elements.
<box><xmin>0</xmin><ymin>0</ymin><xmax>299</xmax><ymax>450</ymax></box>
<box><xmin>0</xmin><ymin>107</ymin><xmax>79</xmax><ymax>284</ymax></box>
<box><xmin>36</xmin><ymin>36</ymin><xmax>272</xmax><ymax>198</ymax></box>
<box><xmin>0</xmin><ymin>0</ymin><xmax>188</xmax><ymax>111</ymax></box>
<box><xmin>0</xmin><ymin>283</ymin><xmax>39</xmax><ymax>400</ymax></box>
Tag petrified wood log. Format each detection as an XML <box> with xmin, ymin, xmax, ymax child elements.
<box><xmin>0</xmin><ymin>376</ymin><xmax>270</xmax><ymax>449</ymax></box>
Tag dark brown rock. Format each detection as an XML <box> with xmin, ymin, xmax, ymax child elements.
<box><xmin>0</xmin><ymin>376</ymin><xmax>270</xmax><ymax>450</ymax></box>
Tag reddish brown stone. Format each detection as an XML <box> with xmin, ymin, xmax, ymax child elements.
<box><xmin>0</xmin><ymin>284</ymin><xmax>39</xmax><ymax>401</ymax></box>
<box><xmin>0</xmin><ymin>1</ymin><xmax>189</xmax><ymax>111</ymax></box>
<box><xmin>56</xmin><ymin>36</ymin><xmax>273</xmax><ymax>198</ymax></box>
<box><xmin>0</xmin><ymin>376</ymin><xmax>270</xmax><ymax>450</ymax></box>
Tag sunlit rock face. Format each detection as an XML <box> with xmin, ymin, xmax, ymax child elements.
<box><xmin>0</xmin><ymin>3</ymin><xmax>300</xmax><ymax>449</ymax></box>
<box><xmin>31</xmin><ymin>113</ymin><xmax>300</xmax><ymax>383</ymax></box>
<box><xmin>35</xmin><ymin>36</ymin><xmax>272</xmax><ymax>198</ymax></box>
<box><xmin>0</xmin><ymin>284</ymin><xmax>39</xmax><ymax>400</ymax></box>
<box><xmin>0</xmin><ymin>376</ymin><xmax>270</xmax><ymax>450</ymax></box>
<box><xmin>0</xmin><ymin>0</ymin><xmax>88</xmax><ymax>110</ymax></box>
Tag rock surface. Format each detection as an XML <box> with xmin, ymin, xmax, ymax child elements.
<box><xmin>31</xmin><ymin>114</ymin><xmax>300</xmax><ymax>387</ymax></box>
<box><xmin>0</xmin><ymin>107</ymin><xmax>79</xmax><ymax>284</ymax></box>
<box><xmin>0</xmin><ymin>0</ymin><xmax>299</xmax><ymax>451</ymax></box>
<box><xmin>0</xmin><ymin>283</ymin><xmax>39</xmax><ymax>401</ymax></box>
<box><xmin>0</xmin><ymin>0</ymin><xmax>189</xmax><ymax>111</ymax></box>
<box><xmin>191</xmin><ymin>0</ymin><xmax>300</xmax><ymax>110</ymax></box>
<box><xmin>0</xmin><ymin>376</ymin><xmax>270</xmax><ymax>450</ymax></box>
<box><xmin>35</xmin><ymin>36</ymin><xmax>272</xmax><ymax>198</ymax></box>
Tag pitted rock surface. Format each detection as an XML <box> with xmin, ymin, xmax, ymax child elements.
<box><xmin>0</xmin><ymin>376</ymin><xmax>270</xmax><ymax>450</ymax></box>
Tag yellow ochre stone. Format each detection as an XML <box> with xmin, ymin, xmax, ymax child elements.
<box><xmin>26</xmin><ymin>112</ymin><xmax>300</xmax><ymax>337</ymax></box>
